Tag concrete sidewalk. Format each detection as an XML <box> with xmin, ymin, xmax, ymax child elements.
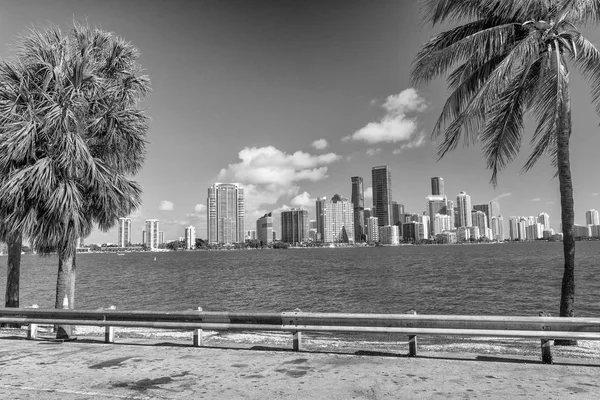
<box><xmin>0</xmin><ymin>335</ymin><xmax>598</xmax><ymax>399</ymax></box>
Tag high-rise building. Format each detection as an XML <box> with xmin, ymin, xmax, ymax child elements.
<box><xmin>366</xmin><ymin>216</ymin><xmax>379</xmax><ymax>242</ymax></box>
<box><xmin>207</xmin><ymin>183</ymin><xmax>245</xmax><ymax>244</ymax></box>
<box><xmin>145</xmin><ymin>219</ymin><xmax>159</xmax><ymax>250</ymax></box>
<box><xmin>473</xmin><ymin>203</ymin><xmax>491</xmax><ymax>229</ymax></box>
<box><xmin>281</xmin><ymin>208</ymin><xmax>309</xmax><ymax>244</ymax></box>
<box><xmin>538</xmin><ymin>212</ymin><xmax>550</xmax><ymax>230</ymax></box>
<box><xmin>471</xmin><ymin>210</ymin><xmax>488</xmax><ymax>236</ymax></box>
<box><xmin>489</xmin><ymin>201</ymin><xmax>501</xmax><ymax>221</ymax></box>
<box><xmin>392</xmin><ymin>202</ymin><xmax>404</xmax><ymax>226</ymax></box>
<box><xmin>586</xmin><ymin>209</ymin><xmax>599</xmax><ymax>225</ymax></box>
<box><xmin>184</xmin><ymin>226</ymin><xmax>196</xmax><ymax>249</ymax></box>
<box><xmin>315</xmin><ymin>197</ymin><xmax>327</xmax><ymax>242</ymax></box>
<box><xmin>321</xmin><ymin>194</ymin><xmax>355</xmax><ymax>243</ymax></box>
<box><xmin>379</xmin><ymin>225</ymin><xmax>400</xmax><ymax>245</ymax></box>
<box><xmin>426</xmin><ymin>195</ymin><xmax>447</xmax><ymax>236</ymax></box>
<box><xmin>351</xmin><ymin>177</ymin><xmax>365</xmax><ymax>242</ymax></box>
<box><xmin>246</xmin><ymin>230</ymin><xmax>257</xmax><ymax>240</ymax></box>
<box><xmin>372</xmin><ymin>165</ymin><xmax>392</xmax><ymax>226</ymax></box>
<box><xmin>456</xmin><ymin>191</ymin><xmax>472</xmax><ymax>227</ymax></box>
<box><xmin>431</xmin><ymin>177</ymin><xmax>444</xmax><ymax>196</ymax></box>
<box><xmin>491</xmin><ymin>216</ymin><xmax>504</xmax><ymax>241</ymax></box>
<box><xmin>433</xmin><ymin>214</ymin><xmax>452</xmax><ymax>236</ymax></box>
<box><xmin>117</xmin><ymin>217</ymin><xmax>131</xmax><ymax>247</ymax></box>
<box><xmin>256</xmin><ymin>213</ymin><xmax>273</xmax><ymax>245</ymax></box>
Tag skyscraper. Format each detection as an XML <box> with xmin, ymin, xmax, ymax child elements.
<box><xmin>184</xmin><ymin>226</ymin><xmax>196</xmax><ymax>249</ymax></box>
<box><xmin>471</xmin><ymin>210</ymin><xmax>488</xmax><ymax>235</ymax></box>
<box><xmin>586</xmin><ymin>209</ymin><xmax>599</xmax><ymax>225</ymax></box>
<box><xmin>426</xmin><ymin>195</ymin><xmax>447</xmax><ymax>236</ymax></box>
<box><xmin>491</xmin><ymin>216</ymin><xmax>504</xmax><ymax>241</ymax></box>
<box><xmin>117</xmin><ymin>217</ymin><xmax>131</xmax><ymax>247</ymax></box>
<box><xmin>145</xmin><ymin>219</ymin><xmax>159</xmax><ymax>250</ymax></box>
<box><xmin>281</xmin><ymin>208</ymin><xmax>310</xmax><ymax>244</ymax></box>
<box><xmin>456</xmin><ymin>191</ymin><xmax>472</xmax><ymax>227</ymax></box>
<box><xmin>256</xmin><ymin>213</ymin><xmax>273</xmax><ymax>245</ymax></box>
<box><xmin>315</xmin><ymin>197</ymin><xmax>327</xmax><ymax>242</ymax></box>
<box><xmin>321</xmin><ymin>194</ymin><xmax>355</xmax><ymax>243</ymax></box>
<box><xmin>207</xmin><ymin>183</ymin><xmax>245</xmax><ymax>244</ymax></box>
<box><xmin>351</xmin><ymin>177</ymin><xmax>365</xmax><ymax>242</ymax></box>
<box><xmin>372</xmin><ymin>165</ymin><xmax>392</xmax><ymax>226</ymax></box>
<box><xmin>538</xmin><ymin>212</ymin><xmax>550</xmax><ymax>230</ymax></box>
<box><xmin>431</xmin><ymin>177</ymin><xmax>444</xmax><ymax>196</ymax></box>
<box><xmin>392</xmin><ymin>202</ymin><xmax>404</xmax><ymax>226</ymax></box>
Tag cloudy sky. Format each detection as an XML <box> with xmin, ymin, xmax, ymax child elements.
<box><xmin>2</xmin><ymin>0</ymin><xmax>600</xmax><ymax>243</ymax></box>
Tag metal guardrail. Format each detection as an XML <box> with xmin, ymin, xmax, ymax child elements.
<box><xmin>2</xmin><ymin>308</ymin><xmax>599</xmax><ymax>364</ymax></box>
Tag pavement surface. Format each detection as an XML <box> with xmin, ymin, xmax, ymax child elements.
<box><xmin>0</xmin><ymin>334</ymin><xmax>599</xmax><ymax>399</ymax></box>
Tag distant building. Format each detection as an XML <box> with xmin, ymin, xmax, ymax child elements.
<box><xmin>471</xmin><ymin>210</ymin><xmax>488</xmax><ymax>237</ymax></box>
<box><xmin>207</xmin><ymin>182</ymin><xmax>245</xmax><ymax>244</ymax></box>
<box><xmin>315</xmin><ymin>197</ymin><xmax>327</xmax><ymax>242</ymax></box>
<box><xmin>456</xmin><ymin>192</ymin><xmax>472</xmax><ymax>227</ymax></box>
<box><xmin>117</xmin><ymin>217</ymin><xmax>131</xmax><ymax>247</ymax></box>
<box><xmin>431</xmin><ymin>177</ymin><xmax>444</xmax><ymax>196</ymax></box>
<box><xmin>256</xmin><ymin>213</ymin><xmax>273</xmax><ymax>245</ymax></box>
<box><xmin>574</xmin><ymin>224</ymin><xmax>592</xmax><ymax>238</ymax></box>
<box><xmin>473</xmin><ymin>203</ymin><xmax>491</xmax><ymax>229</ymax></box>
<box><xmin>538</xmin><ymin>212</ymin><xmax>550</xmax><ymax>230</ymax></box>
<box><xmin>159</xmin><ymin>231</ymin><xmax>164</xmax><ymax>245</ymax></box>
<box><xmin>184</xmin><ymin>226</ymin><xmax>196</xmax><ymax>249</ymax></box>
<box><xmin>246</xmin><ymin>230</ymin><xmax>257</xmax><ymax>240</ymax></box>
<box><xmin>145</xmin><ymin>219</ymin><xmax>159</xmax><ymax>250</ymax></box>
<box><xmin>526</xmin><ymin>223</ymin><xmax>544</xmax><ymax>240</ymax></box>
<box><xmin>426</xmin><ymin>195</ymin><xmax>447</xmax><ymax>236</ymax></box>
<box><xmin>433</xmin><ymin>214</ymin><xmax>452</xmax><ymax>236</ymax></box>
<box><xmin>281</xmin><ymin>208</ymin><xmax>310</xmax><ymax>244</ymax></box>
<box><xmin>379</xmin><ymin>225</ymin><xmax>400</xmax><ymax>245</ymax></box>
<box><xmin>366</xmin><ymin>216</ymin><xmax>379</xmax><ymax>242</ymax></box>
<box><xmin>351</xmin><ymin>176</ymin><xmax>365</xmax><ymax>242</ymax></box>
<box><xmin>392</xmin><ymin>202</ymin><xmax>404</xmax><ymax>226</ymax></box>
<box><xmin>586</xmin><ymin>209</ymin><xmax>599</xmax><ymax>225</ymax></box>
<box><xmin>372</xmin><ymin>165</ymin><xmax>392</xmax><ymax>226</ymax></box>
<box><xmin>320</xmin><ymin>194</ymin><xmax>355</xmax><ymax>243</ymax></box>
<box><xmin>491</xmin><ymin>216</ymin><xmax>504</xmax><ymax>241</ymax></box>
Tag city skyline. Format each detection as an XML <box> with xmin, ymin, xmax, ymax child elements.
<box><xmin>3</xmin><ymin>1</ymin><xmax>599</xmax><ymax>243</ymax></box>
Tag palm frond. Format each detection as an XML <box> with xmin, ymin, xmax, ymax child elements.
<box><xmin>571</xmin><ymin>33</ymin><xmax>600</xmax><ymax>116</ymax></box>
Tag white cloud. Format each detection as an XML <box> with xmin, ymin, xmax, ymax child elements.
<box><xmin>216</xmin><ymin>146</ymin><xmax>341</xmax><ymax>214</ymax></box>
<box><xmin>311</xmin><ymin>138</ymin><xmax>328</xmax><ymax>150</ymax></box>
<box><xmin>347</xmin><ymin>88</ymin><xmax>427</xmax><ymax>144</ymax></box>
<box><xmin>392</xmin><ymin>132</ymin><xmax>426</xmax><ymax>154</ymax></box>
<box><xmin>159</xmin><ymin>201</ymin><xmax>174</xmax><ymax>211</ymax></box>
<box><xmin>491</xmin><ymin>193</ymin><xmax>512</xmax><ymax>202</ymax></box>
<box><xmin>291</xmin><ymin>191</ymin><xmax>314</xmax><ymax>207</ymax></box>
<box><xmin>194</xmin><ymin>204</ymin><xmax>206</xmax><ymax>213</ymax></box>
<box><xmin>366</xmin><ymin>148</ymin><xmax>383</xmax><ymax>156</ymax></box>
<box><xmin>364</xmin><ymin>187</ymin><xmax>373</xmax><ymax>199</ymax></box>
<box><xmin>531</xmin><ymin>198</ymin><xmax>541</xmax><ymax>202</ymax></box>
<box><xmin>593</xmin><ymin>193</ymin><xmax>599</xmax><ymax>196</ymax></box>
<box><xmin>545</xmin><ymin>201</ymin><xmax>554</xmax><ymax>205</ymax></box>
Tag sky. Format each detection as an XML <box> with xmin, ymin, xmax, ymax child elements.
<box><xmin>1</xmin><ymin>0</ymin><xmax>600</xmax><ymax>244</ymax></box>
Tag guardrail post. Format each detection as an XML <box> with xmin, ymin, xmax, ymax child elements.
<box><xmin>27</xmin><ymin>304</ymin><xmax>39</xmax><ymax>340</ymax></box>
<box><xmin>408</xmin><ymin>310</ymin><xmax>417</xmax><ymax>357</ymax></box>
<box><xmin>105</xmin><ymin>305</ymin><xmax>116</xmax><ymax>343</ymax></box>
<box><xmin>293</xmin><ymin>331</ymin><xmax>302</xmax><ymax>351</ymax></box>
<box><xmin>539</xmin><ymin>311</ymin><xmax>553</xmax><ymax>364</ymax></box>
<box><xmin>193</xmin><ymin>307</ymin><xmax>203</xmax><ymax>347</ymax></box>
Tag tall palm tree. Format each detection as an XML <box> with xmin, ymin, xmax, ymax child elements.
<box><xmin>412</xmin><ymin>0</ymin><xmax>600</xmax><ymax>343</ymax></box>
<box><xmin>0</xmin><ymin>22</ymin><xmax>150</xmax><ymax>338</ymax></box>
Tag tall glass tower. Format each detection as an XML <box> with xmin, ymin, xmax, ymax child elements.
<box><xmin>351</xmin><ymin>176</ymin><xmax>365</xmax><ymax>242</ymax></box>
<box><xmin>456</xmin><ymin>191</ymin><xmax>472</xmax><ymax>227</ymax></box>
<box><xmin>372</xmin><ymin>165</ymin><xmax>392</xmax><ymax>227</ymax></box>
<box><xmin>207</xmin><ymin>183</ymin><xmax>245</xmax><ymax>244</ymax></box>
<box><xmin>431</xmin><ymin>177</ymin><xmax>444</xmax><ymax>196</ymax></box>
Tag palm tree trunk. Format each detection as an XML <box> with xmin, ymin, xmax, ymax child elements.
<box><xmin>54</xmin><ymin>251</ymin><xmax>76</xmax><ymax>339</ymax></box>
<box><xmin>2</xmin><ymin>235</ymin><xmax>22</xmax><ymax>328</ymax></box>
<box><xmin>555</xmin><ymin>81</ymin><xmax>576</xmax><ymax>346</ymax></box>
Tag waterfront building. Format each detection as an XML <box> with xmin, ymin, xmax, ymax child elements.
<box><xmin>433</xmin><ymin>214</ymin><xmax>452</xmax><ymax>236</ymax></box>
<box><xmin>574</xmin><ymin>224</ymin><xmax>591</xmax><ymax>238</ymax></box>
<box><xmin>456</xmin><ymin>192</ymin><xmax>472</xmax><ymax>227</ymax></box>
<box><xmin>256</xmin><ymin>213</ymin><xmax>273</xmax><ymax>245</ymax></box>
<box><xmin>431</xmin><ymin>177</ymin><xmax>444</xmax><ymax>196</ymax></box>
<box><xmin>471</xmin><ymin>210</ymin><xmax>488</xmax><ymax>237</ymax></box>
<box><xmin>117</xmin><ymin>217</ymin><xmax>131</xmax><ymax>247</ymax></box>
<box><xmin>473</xmin><ymin>203</ymin><xmax>491</xmax><ymax>229</ymax></box>
<box><xmin>378</xmin><ymin>225</ymin><xmax>400</xmax><ymax>245</ymax></box>
<box><xmin>517</xmin><ymin>218</ymin><xmax>528</xmax><ymax>240</ymax></box>
<box><xmin>159</xmin><ymin>231</ymin><xmax>164</xmax><ymax>245</ymax></box>
<box><xmin>246</xmin><ymin>230</ymin><xmax>257</xmax><ymax>240</ymax></box>
<box><xmin>418</xmin><ymin>214</ymin><xmax>430</xmax><ymax>239</ymax></box>
<box><xmin>351</xmin><ymin>176</ymin><xmax>365</xmax><ymax>242</ymax></box>
<box><xmin>586</xmin><ymin>209</ymin><xmax>600</xmax><ymax>225</ymax></box>
<box><xmin>273</xmin><ymin>231</ymin><xmax>277</xmax><ymax>241</ymax></box>
<box><xmin>392</xmin><ymin>202</ymin><xmax>404</xmax><ymax>226</ymax></box>
<box><xmin>491</xmin><ymin>215</ymin><xmax>504</xmax><ymax>241</ymax></box>
<box><xmin>321</xmin><ymin>194</ymin><xmax>355</xmax><ymax>243</ymax></box>
<box><xmin>281</xmin><ymin>208</ymin><xmax>310</xmax><ymax>244</ymax></box>
<box><xmin>489</xmin><ymin>201</ymin><xmax>501</xmax><ymax>221</ymax></box>
<box><xmin>366</xmin><ymin>216</ymin><xmax>379</xmax><ymax>242</ymax></box>
<box><xmin>372</xmin><ymin>165</ymin><xmax>392</xmax><ymax>226</ymax></box>
<box><xmin>207</xmin><ymin>183</ymin><xmax>245</xmax><ymax>244</ymax></box>
<box><xmin>543</xmin><ymin>228</ymin><xmax>555</xmax><ymax>239</ymax></box>
<box><xmin>145</xmin><ymin>219</ymin><xmax>159</xmax><ymax>250</ymax></box>
<box><xmin>402</xmin><ymin>222</ymin><xmax>419</xmax><ymax>242</ymax></box>
<box><xmin>446</xmin><ymin>199</ymin><xmax>455</xmax><ymax>227</ymax></box>
<box><xmin>538</xmin><ymin>212</ymin><xmax>550</xmax><ymax>230</ymax></box>
<box><xmin>591</xmin><ymin>225</ymin><xmax>600</xmax><ymax>238</ymax></box>
<box><xmin>468</xmin><ymin>226</ymin><xmax>480</xmax><ymax>241</ymax></box>
<box><xmin>309</xmin><ymin>229</ymin><xmax>317</xmax><ymax>242</ymax></box>
<box><xmin>526</xmin><ymin>223</ymin><xmax>544</xmax><ymax>240</ymax></box>
<box><xmin>309</xmin><ymin>220</ymin><xmax>317</xmax><ymax>230</ymax></box>
<box><xmin>184</xmin><ymin>226</ymin><xmax>196</xmax><ymax>249</ymax></box>
<box><xmin>426</xmin><ymin>195</ymin><xmax>447</xmax><ymax>235</ymax></box>
<box><xmin>315</xmin><ymin>197</ymin><xmax>327</xmax><ymax>242</ymax></box>
<box><xmin>457</xmin><ymin>226</ymin><xmax>469</xmax><ymax>242</ymax></box>
<box><xmin>436</xmin><ymin>230</ymin><xmax>457</xmax><ymax>244</ymax></box>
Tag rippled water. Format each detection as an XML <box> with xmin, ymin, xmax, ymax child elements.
<box><xmin>1</xmin><ymin>241</ymin><xmax>598</xmax><ymax>317</ymax></box>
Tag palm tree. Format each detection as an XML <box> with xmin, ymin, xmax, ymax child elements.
<box><xmin>412</xmin><ymin>0</ymin><xmax>600</xmax><ymax>343</ymax></box>
<box><xmin>0</xmin><ymin>22</ymin><xmax>150</xmax><ymax>338</ymax></box>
